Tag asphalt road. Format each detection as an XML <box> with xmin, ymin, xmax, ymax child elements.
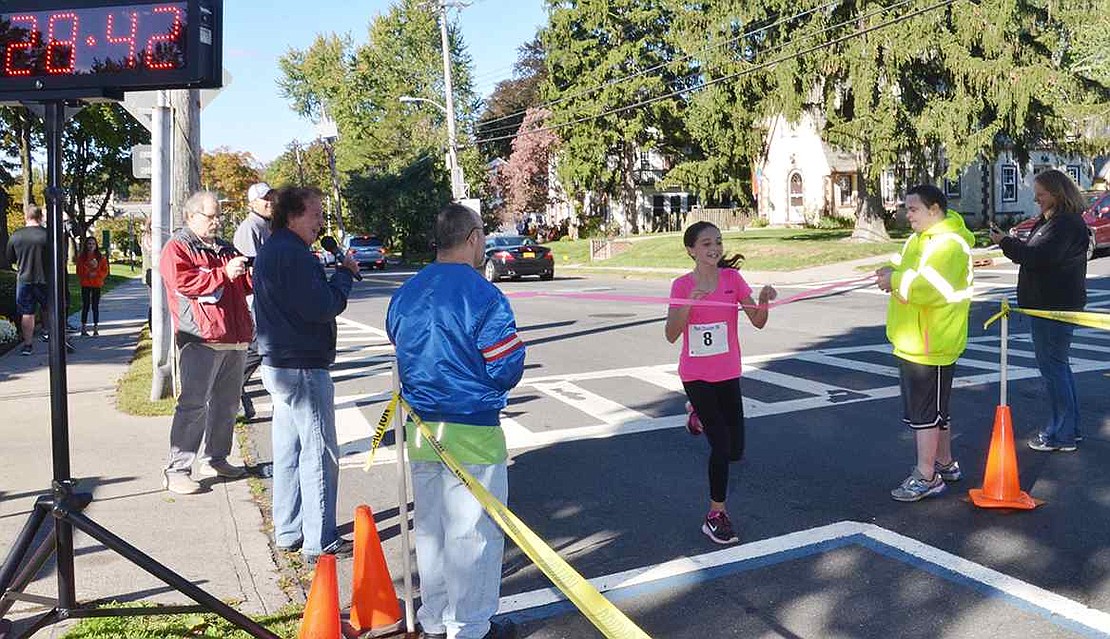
<box><xmin>244</xmin><ymin>256</ymin><xmax>1110</xmax><ymax>638</ymax></box>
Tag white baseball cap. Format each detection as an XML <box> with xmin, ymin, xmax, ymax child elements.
<box><xmin>247</xmin><ymin>182</ymin><xmax>272</xmax><ymax>203</ymax></box>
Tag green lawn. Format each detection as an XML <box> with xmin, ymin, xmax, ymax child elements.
<box><xmin>61</xmin><ymin>603</ymin><xmax>301</xmax><ymax>638</ymax></box>
<box><xmin>546</xmin><ymin>228</ymin><xmax>909</xmax><ymax>272</ymax></box>
<box><xmin>115</xmin><ymin>326</ymin><xmax>177</xmax><ymax>417</ymax></box>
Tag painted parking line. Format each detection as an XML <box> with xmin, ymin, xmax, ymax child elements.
<box><xmin>495</xmin><ymin>521</ymin><xmax>1110</xmax><ymax>637</ymax></box>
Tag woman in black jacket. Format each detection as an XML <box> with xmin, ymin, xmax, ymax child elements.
<box><xmin>990</xmin><ymin>169</ymin><xmax>1089</xmax><ymax>452</ymax></box>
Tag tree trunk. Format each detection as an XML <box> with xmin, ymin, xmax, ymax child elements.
<box><xmin>0</xmin><ymin>190</ymin><xmax>9</xmax><ymax>270</ymax></box>
<box><xmin>621</xmin><ymin>141</ymin><xmax>639</xmax><ymax>235</ymax></box>
<box><xmin>851</xmin><ymin>144</ymin><xmax>891</xmax><ymax>242</ymax></box>
<box><xmin>171</xmin><ymin>89</ymin><xmax>201</xmax><ymax>227</ymax></box>
<box><xmin>19</xmin><ymin>110</ymin><xmax>34</xmax><ymax>207</ymax></box>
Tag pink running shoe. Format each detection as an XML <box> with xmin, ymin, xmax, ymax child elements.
<box><xmin>685</xmin><ymin>402</ymin><xmax>703</xmax><ymax>436</ymax></box>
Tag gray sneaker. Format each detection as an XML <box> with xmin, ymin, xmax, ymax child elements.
<box><xmin>891</xmin><ymin>468</ymin><xmax>946</xmax><ymax>502</ymax></box>
<box><xmin>1028</xmin><ymin>433</ymin><xmax>1077</xmax><ymax>453</ymax></box>
<box><xmin>162</xmin><ymin>471</ymin><xmax>202</xmax><ymax>495</ymax></box>
<box><xmin>196</xmin><ymin>460</ymin><xmax>247</xmax><ymax>478</ymax></box>
<box><xmin>935</xmin><ymin>460</ymin><xmax>962</xmax><ymax>482</ymax></box>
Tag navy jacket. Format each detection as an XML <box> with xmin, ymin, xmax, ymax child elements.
<box><xmin>1000</xmin><ymin>212</ymin><xmax>1088</xmax><ymax>311</ymax></box>
<box><xmin>387</xmin><ymin>262</ymin><xmax>525</xmax><ymax>426</ymax></box>
<box><xmin>254</xmin><ymin>228</ymin><xmax>354</xmax><ymax>369</ymax></box>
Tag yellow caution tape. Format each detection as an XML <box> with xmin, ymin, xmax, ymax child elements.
<box><xmin>384</xmin><ymin>395</ymin><xmax>651</xmax><ymax>639</ymax></box>
<box><xmin>984</xmin><ymin>299</ymin><xmax>1110</xmax><ymax>331</ymax></box>
<box><xmin>363</xmin><ymin>395</ymin><xmax>399</xmax><ymax>470</ymax></box>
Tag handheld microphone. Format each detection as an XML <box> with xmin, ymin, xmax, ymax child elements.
<box><xmin>320</xmin><ymin>236</ymin><xmax>362</xmax><ymax>281</ymax></box>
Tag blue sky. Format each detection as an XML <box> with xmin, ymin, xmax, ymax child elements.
<box><xmin>201</xmin><ymin>0</ymin><xmax>547</xmax><ymax>165</ymax></box>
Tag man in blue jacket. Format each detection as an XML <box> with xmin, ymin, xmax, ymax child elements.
<box><xmin>387</xmin><ymin>203</ymin><xmax>525</xmax><ymax>639</ymax></box>
<box><xmin>253</xmin><ymin>186</ymin><xmax>358</xmax><ymax>561</ymax></box>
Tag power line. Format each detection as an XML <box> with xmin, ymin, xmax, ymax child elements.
<box><xmin>472</xmin><ymin>0</ymin><xmax>958</xmax><ymax>147</ymax></box>
<box><xmin>474</xmin><ymin>0</ymin><xmax>843</xmax><ymax>136</ymax></box>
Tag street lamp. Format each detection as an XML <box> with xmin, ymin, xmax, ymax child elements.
<box><xmin>399</xmin><ymin>95</ymin><xmax>466</xmax><ymax>200</ymax></box>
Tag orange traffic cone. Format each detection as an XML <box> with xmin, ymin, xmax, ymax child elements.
<box><xmin>968</xmin><ymin>405</ymin><xmax>1038</xmax><ymax>510</ymax></box>
<box><xmin>300</xmin><ymin>554</ymin><xmax>342</xmax><ymax>639</ymax></box>
<box><xmin>349</xmin><ymin>505</ymin><xmax>403</xmax><ymax>636</ymax></box>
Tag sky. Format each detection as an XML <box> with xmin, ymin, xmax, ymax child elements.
<box><xmin>200</xmin><ymin>0</ymin><xmax>547</xmax><ymax>165</ymax></box>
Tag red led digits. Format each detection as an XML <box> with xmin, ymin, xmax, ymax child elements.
<box><xmin>44</xmin><ymin>12</ymin><xmax>79</xmax><ymax>75</ymax></box>
<box><xmin>4</xmin><ymin>15</ymin><xmax>38</xmax><ymax>77</ymax></box>
<box><xmin>106</xmin><ymin>11</ymin><xmax>139</xmax><ymax>68</ymax></box>
<box><xmin>144</xmin><ymin>5</ymin><xmax>183</xmax><ymax>70</ymax></box>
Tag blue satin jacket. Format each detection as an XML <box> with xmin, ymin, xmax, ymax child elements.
<box><xmin>386</xmin><ymin>262</ymin><xmax>526</xmax><ymax>426</ymax></box>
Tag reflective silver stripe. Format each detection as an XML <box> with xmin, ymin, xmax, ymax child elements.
<box><xmin>920</xmin><ymin>265</ymin><xmax>975</xmax><ymax>302</ymax></box>
<box><xmin>899</xmin><ymin>268</ymin><xmax>917</xmax><ymax>299</ymax></box>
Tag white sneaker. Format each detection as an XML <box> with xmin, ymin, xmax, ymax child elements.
<box><xmin>162</xmin><ymin>471</ymin><xmax>202</xmax><ymax>495</ymax></box>
<box><xmin>196</xmin><ymin>460</ymin><xmax>247</xmax><ymax>479</ymax></box>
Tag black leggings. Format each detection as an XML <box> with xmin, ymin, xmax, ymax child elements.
<box><xmin>683</xmin><ymin>378</ymin><xmax>745</xmax><ymax>503</ymax></box>
<box><xmin>80</xmin><ymin>286</ymin><xmax>102</xmax><ymax>326</ymax></box>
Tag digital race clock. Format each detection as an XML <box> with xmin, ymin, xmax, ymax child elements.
<box><xmin>0</xmin><ymin>0</ymin><xmax>221</xmax><ymax>98</ymax></box>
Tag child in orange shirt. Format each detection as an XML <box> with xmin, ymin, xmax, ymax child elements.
<box><xmin>76</xmin><ymin>236</ymin><xmax>109</xmax><ymax>336</ymax></box>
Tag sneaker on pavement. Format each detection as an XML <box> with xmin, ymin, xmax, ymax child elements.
<box><xmin>162</xmin><ymin>471</ymin><xmax>202</xmax><ymax>495</ymax></box>
<box><xmin>20</xmin><ymin>344</ymin><xmax>32</xmax><ymax>356</ymax></box>
<box><xmin>80</xmin><ymin>327</ymin><xmax>88</xmax><ymax>337</ymax></box>
<box><xmin>304</xmin><ymin>538</ymin><xmax>354</xmax><ymax>563</ymax></box>
<box><xmin>1028</xmin><ymin>433</ymin><xmax>1077</xmax><ymax>452</ymax></box>
<box><xmin>891</xmin><ymin>468</ymin><xmax>946</xmax><ymax>502</ymax></box>
<box><xmin>702</xmin><ymin>510</ymin><xmax>740</xmax><ymax>545</ymax></box>
<box><xmin>935</xmin><ymin>460</ymin><xmax>962</xmax><ymax>482</ymax></box>
<box><xmin>276</xmin><ymin>539</ymin><xmax>302</xmax><ymax>553</ymax></box>
<box><xmin>684</xmin><ymin>402</ymin><xmax>703</xmax><ymax>436</ymax></box>
<box><xmin>419</xmin><ymin>633</ymin><xmax>447</xmax><ymax>639</ymax></box>
<box><xmin>92</xmin><ymin>326</ymin><xmax>99</xmax><ymax>337</ymax></box>
<box><xmin>196</xmin><ymin>460</ymin><xmax>247</xmax><ymax>479</ymax></box>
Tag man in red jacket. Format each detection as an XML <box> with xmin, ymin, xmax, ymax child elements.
<box><xmin>159</xmin><ymin>191</ymin><xmax>253</xmax><ymax>495</ymax></box>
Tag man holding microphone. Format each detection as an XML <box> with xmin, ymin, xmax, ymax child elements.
<box><xmin>253</xmin><ymin>186</ymin><xmax>359</xmax><ymax>561</ymax></box>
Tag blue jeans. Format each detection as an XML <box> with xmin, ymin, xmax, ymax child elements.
<box><xmin>260</xmin><ymin>365</ymin><xmax>339</xmax><ymax>555</ymax></box>
<box><xmin>412</xmin><ymin>461</ymin><xmax>507</xmax><ymax>639</ymax></box>
<box><xmin>1029</xmin><ymin>317</ymin><xmax>1081</xmax><ymax>445</ymax></box>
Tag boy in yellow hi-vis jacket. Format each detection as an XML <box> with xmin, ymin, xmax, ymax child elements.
<box><xmin>876</xmin><ymin>184</ymin><xmax>975</xmax><ymax>502</ymax></box>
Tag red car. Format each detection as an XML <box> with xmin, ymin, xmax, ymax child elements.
<box><xmin>1009</xmin><ymin>190</ymin><xmax>1110</xmax><ymax>260</ymax></box>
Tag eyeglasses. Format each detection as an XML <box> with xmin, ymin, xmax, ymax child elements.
<box><xmin>193</xmin><ymin>210</ymin><xmax>223</xmax><ymax>221</ymax></box>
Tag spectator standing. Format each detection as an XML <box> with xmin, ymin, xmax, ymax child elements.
<box><xmin>233</xmin><ymin>182</ymin><xmax>275</xmax><ymax>419</ymax></box>
<box><xmin>159</xmin><ymin>191</ymin><xmax>252</xmax><ymax>495</ymax></box>
<box><xmin>75</xmin><ymin>235</ymin><xmax>109</xmax><ymax>336</ymax></box>
<box><xmin>253</xmin><ymin>186</ymin><xmax>358</xmax><ymax>561</ymax></box>
<box><xmin>387</xmin><ymin>203</ymin><xmax>525</xmax><ymax>639</ymax></box>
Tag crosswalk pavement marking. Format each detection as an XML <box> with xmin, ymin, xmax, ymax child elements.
<box><xmin>321</xmin><ymin>312</ymin><xmax>1110</xmax><ymax>468</ymax></box>
<box><xmin>533</xmin><ymin>380</ymin><xmax>650</xmax><ymax>425</ymax></box>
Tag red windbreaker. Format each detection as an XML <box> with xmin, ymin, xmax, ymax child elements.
<box><xmin>76</xmin><ymin>252</ymin><xmax>109</xmax><ymax>288</ymax></box>
<box><xmin>160</xmin><ymin>228</ymin><xmax>253</xmax><ymax>344</ymax></box>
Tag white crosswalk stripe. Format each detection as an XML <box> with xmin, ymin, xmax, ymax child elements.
<box><xmin>279</xmin><ymin>312</ymin><xmax>1110</xmax><ymax>469</ymax></box>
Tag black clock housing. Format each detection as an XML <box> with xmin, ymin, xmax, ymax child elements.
<box><xmin>0</xmin><ymin>0</ymin><xmax>221</xmax><ymax>99</ymax></box>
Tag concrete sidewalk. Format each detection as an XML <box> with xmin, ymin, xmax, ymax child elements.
<box><xmin>0</xmin><ymin>278</ymin><xmax>286</xmax><ymax>636</ymax></box>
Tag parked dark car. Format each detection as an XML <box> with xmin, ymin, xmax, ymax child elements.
<box><xmin>483</xmin><ymin>235</ymin><xmax>554</xmax><ymax>282</ymax></box>
<box><xmin>343</xmin><ymin>236</ymin><xmax>387</xmax><ymax>270</ymax></box>
<box><xmin>1009</xmin><ymin>190</ymin><xmax>1110</xmax><ymax>260</ymax></box>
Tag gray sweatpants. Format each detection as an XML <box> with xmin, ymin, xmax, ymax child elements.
<box><xmin>166</xmin><ymin>342</ymin><xmax>247</xmax><ymax>475</ymax></box>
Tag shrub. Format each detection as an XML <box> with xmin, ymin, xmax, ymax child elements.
<box><xmin>749</xmin><ymin>216</ymin><xmax>770</xmax><ymax>228</ymax></box>
<box><xmin>0</xmin><ymin>271</ymin><xmax>16</xmax><ymax>321</ymax></box>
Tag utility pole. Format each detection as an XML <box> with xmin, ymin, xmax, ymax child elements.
<box><xmin>437</xmin><ymin>1</ymin><xmax>467</xmax><ymax>200</ymax></box>
<box><xmin>170</xmin><ymin>89</ymin><xmax>201</xmax><ymax>226</ymax></box>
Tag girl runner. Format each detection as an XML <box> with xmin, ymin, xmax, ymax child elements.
<box><xmin>76</xmin><ymin>236</ymin><xmax>109</xmax><ymax>337</ymax></box>
<box><xmin>665</xmin><ymin>221</ymin><xmax>776</xmax><ymax>544</ymax></box>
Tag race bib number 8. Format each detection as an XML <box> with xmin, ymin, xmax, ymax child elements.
<box><xmin>688</xmin><ymin>322</ymin><xmax>727</xmax><ymax>357</ymax></box>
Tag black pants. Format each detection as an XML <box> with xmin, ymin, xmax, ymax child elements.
<box><xmin>683</xmin><ymin>378</ymin><xmax>745</xmax><ymax>503</ymax></box>
<box><xmin>242</xmin><ymin>338</ymin><xmax>262</xmax><ymax>396</ymax></box>
<box><xmin>80</xmin><ymin>286</ymin><xmax>101</xmax><ymax>326</ymax></box>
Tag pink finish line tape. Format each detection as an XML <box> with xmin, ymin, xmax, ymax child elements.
<box><xmin>505</xmin><ymin>274</ymin><xmax>878</xmax><ymax>310</ymax></box>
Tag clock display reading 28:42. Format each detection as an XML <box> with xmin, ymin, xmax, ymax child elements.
<box><xmin>1</xmin><ymin>3</ymin><xmax>188</xmax><ymax>78</ymax></box>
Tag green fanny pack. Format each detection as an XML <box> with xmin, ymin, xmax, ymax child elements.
<box><xmin>405</xmin><ymin>420</ymin><xmax>507</xmax><ymax>465</ymax></box>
